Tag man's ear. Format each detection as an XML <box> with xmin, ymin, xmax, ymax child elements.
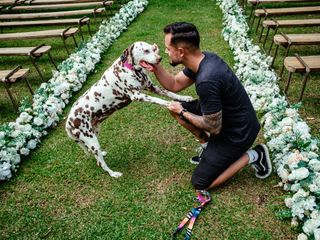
<box><xmin>122</xmin><ymin>43</ymin><xmax>134</xmax><ymax>65</ymax></box>
<box><xmin>178</xmin><ymin>47</ymin><xmax>185</xmax><ymax>58</ymax></box>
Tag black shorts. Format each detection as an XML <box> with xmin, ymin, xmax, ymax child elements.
<box><xmin>181</xmin><ymin>100</ymin><xmax>257</xmax><ymax>190</ymax></box>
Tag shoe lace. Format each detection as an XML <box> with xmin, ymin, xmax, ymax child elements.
<box><xmin>252</xmin><ymin>162</ymin><xmax>263</xmax><ymax>172</ymax></box>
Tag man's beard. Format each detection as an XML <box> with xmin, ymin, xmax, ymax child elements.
<box><xmin>169</xmin><ymin>59</ymin><xmax>180</xmax><ymax>67</ymax></box>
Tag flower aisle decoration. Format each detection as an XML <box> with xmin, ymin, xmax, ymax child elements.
<box><xmin>216</xmin><ymin>0</ymin><xmax>320</xmax><ymax>239</ymax></box>
<box><xmin>0</xmin><ymin>0</ymin><xmax>149</xmax><ymax>181</ymax></box>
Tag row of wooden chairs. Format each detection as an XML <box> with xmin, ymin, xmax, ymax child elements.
<box><xmin>246</xmin><ymin>0</ymin><xmax>320</xmax><ymax>102</ymax></box>
<box><xmin>0</xmin><ymin>0</ymin><xmax>116</xmax><ymax>111</ymax></box>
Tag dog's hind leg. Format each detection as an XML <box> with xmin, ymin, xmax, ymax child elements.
<box><xmin>75</xmin><ymin>140</ymin><xmax>91</xmax><ymax>156</ymax></box>
<box><xmin>95</xmin><ymin>150</ymin><xmax>122</xmax><ymax>178</ymax></box>
<box><xmin>84</xmin><ymin>136</ymin><xmax>122</xmax><ymax>178</ymax></box>
<box><xmin>91</xmin><ymin>121</ymin><xmax>107</xmax><ymax>157</ymax></box>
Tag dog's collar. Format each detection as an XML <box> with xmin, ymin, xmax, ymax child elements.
<box><xmin>124</xmin><ymin>60</ymin><xmax>134</xmax><ymax>71</ymax></box>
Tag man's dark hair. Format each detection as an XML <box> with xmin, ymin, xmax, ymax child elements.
<box><xmin>163</xmin><ymin>22</ymin><xmax>200</xmax><ymax>49</ymax></box>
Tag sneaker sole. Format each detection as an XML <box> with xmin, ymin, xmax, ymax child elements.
<box><xmin>190</xmin><ymin>158</ymin><xmax>200</xmax><ymax>165</ymax></box>
<box><xmin>255</xmin><ymin>144</ymin><xmax>272</xmax><ymax>179</ymax></box>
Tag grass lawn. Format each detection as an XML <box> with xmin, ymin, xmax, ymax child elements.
<box><xmin>0</xmin><ymin>0</ymin><xmax>300</xmax><ymax>239</ymax></box>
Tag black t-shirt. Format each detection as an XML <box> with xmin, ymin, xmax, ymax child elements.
<box><xmin>183</xmin><ymin>52</ymin><xmax>260</xmax><ymax>146</ymax></box>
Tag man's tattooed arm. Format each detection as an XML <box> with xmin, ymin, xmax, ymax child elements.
<box><xmin>183</xmin><ymin>110</ymin><xmax>222</xmax><ymax>135</ymax></box>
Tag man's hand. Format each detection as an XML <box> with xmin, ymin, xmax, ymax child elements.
<box><xmin>167</xmin><ymin>101</ymin><xmax>183</xmax><ymax>114</ymax></box>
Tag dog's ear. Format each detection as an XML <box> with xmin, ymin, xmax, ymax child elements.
<box><xmin>122</xmin><ymin>44</ymin><xmax>134</xmax><ymax>65</ymax></box>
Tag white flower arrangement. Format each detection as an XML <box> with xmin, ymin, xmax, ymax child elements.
<box><xmin>217</xmin><ymin>0</ymin><xmax>320</xmax><ymax>239</ymax></box>
<box><xmin>0</xmin><ymin>0</ymin><xmax>149</xmax><ymax>181</ymax></box>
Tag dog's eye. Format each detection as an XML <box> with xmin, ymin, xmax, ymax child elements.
<box><xmin>144</xmin><ymin>50</ymin><xmax>150</xmax><ymax>54</ymax></box>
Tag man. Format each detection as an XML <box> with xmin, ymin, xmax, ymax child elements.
<box><xmin>151</xmin><ymin>22</ymin><xmax>272</xmax><ymax>191</ymax></box>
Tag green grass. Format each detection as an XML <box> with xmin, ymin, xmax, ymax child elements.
<box><xmin>0</xmin><ymin>0</ymin><xmax>299</xmax><ymax>239</ymax></box>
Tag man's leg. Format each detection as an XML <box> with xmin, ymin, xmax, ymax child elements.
<box><xmin>208</xmin><ymin>144</ymin><xmax>272</xmax><ymax>188</ymax></box>
<box><xmin>170</xmin><ymin>111</ymin><xmax>209</xmax><ymax>143</ymax></box>
<box><xmin>191</xmin><ymin>139</ymin><xmax>272</xmax><ymax>191</ymax></box>
<box><xmin>169</xmin><ymin>100</ymin><xmax>209</xmax><ymax>165</ymax></box>
<box><xmin>208</xmin><ymin>153</ymin><xmax>249</xmax><ymax>189</ymax></box>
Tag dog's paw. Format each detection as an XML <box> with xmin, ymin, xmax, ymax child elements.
<box><xmin>177</xmin><ymin>96</ymin><xmax>195</xmax><ymax>102</ymax></box>
<box><xmin>102</xmin><ymin>151</ymin><xmax>107</xmax><ymax>157</ymax></box>
<box><xmin>110</xmin><ymin>171</ymin><xmax>122</xmax><ymax>178</ymax></box>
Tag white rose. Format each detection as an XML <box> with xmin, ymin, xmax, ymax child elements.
<box><xmin>277</xmin><ymin>166</ymin><xmax>290</xmax><ymax>182</ymax></box>
<box><xmin>0</xmin><ymin>131</ymin><xmax>5</xmax><ymax>139</ymax></box>
<box><xmin>315</xmin><ymin>228</ymin><xmax>320</xmax><ymax>240</ymax></box>
<box><xmin>291</xmin><ymin>218</ymin><xmax>299</xmax><ymax>227</ymax></box>
<box><xmin>311</xmin><ymin>210</ymin><xmax>320</xmax><ymax>219</ymax></box>
<box><xmin>291</xmin><ymin>183</ymin><xmax>301</xmax><ymax>192</ymax></box>
<box><xmin>288</xmin><ymin>168</ymin><xmax>309</xmax><ymax>181</ymax></box>
<box><xmin>297</xmin><ymin>233</ymin><xmax>308</xmax><ymax>240</ymax></box>
<box><xmin>285</xmin><ymin>197</ymin><xmax>292</xmax><ymax>208</ymax></box>
<box><xmin>27</xmin><ymin>139</ymin><xmax>37</xmax><ymax>149</ymax></box>
<box><xmin>309</xmin><ymin>159</ymin><xmax>320</xmax><ymax>172</ymax></box>
<box><xmin>303</xmin><ymin>218</ymin><xmax>320</xmax><ymax>235</ymax></box>
<box><xmin>33</xmin><ymin>117</ymin><xmax>44</xmax><ymax>126</ymax></box>
<box><xmin>20</xmin><ymin>148</ymin><xmax>30</xmax><ymax>156</ymax></box>
<box><xmin>0</xmin><ymin>162</ymin><xmax>12</xmax><ymax>180</ymax></box>
<box><xmin>11</xmin><ymin>155</ymin><xmax>21</xmax><ymax>165</ymax></box>
<box><xmin>309</xmin><ymin>184</ymin><xmax>319</xmax><ymax>193</ymax></box>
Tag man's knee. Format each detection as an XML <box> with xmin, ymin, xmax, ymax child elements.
<box><xmin>191</xmin><ymin>171</ymin><xmax>213</xmax><ymax>190</ymax></box>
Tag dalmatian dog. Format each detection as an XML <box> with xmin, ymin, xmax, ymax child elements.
<box><xmin>65</xmin><ymin>41</ymin><xmax>194</xmax><ymax>178</ymax></box>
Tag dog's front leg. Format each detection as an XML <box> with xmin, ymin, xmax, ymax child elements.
<box><xmin>145</xmin><ymin>81</ymin><xmax>194</xmax><ymax>102</ymax></box>
<box><xmin>130</xmin><ymin>92</ymin><xmax>169</xmax><ymax>107</ymax></box>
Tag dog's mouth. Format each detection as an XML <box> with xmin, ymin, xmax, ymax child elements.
<box><xmin>139</xmin><ymin>60</ymin><xmax>160</xmax><ymax>71</ymax></box>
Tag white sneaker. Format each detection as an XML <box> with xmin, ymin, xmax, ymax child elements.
<box><xmin>189</xmin><ymin>145</ymin><xmax>206</xmax><ymax>165</ymax></box>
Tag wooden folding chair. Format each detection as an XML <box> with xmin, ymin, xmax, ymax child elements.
<box><xmin>0</xmin><ymin>44</ymin><xmax>57</xmax><ymax>81</ymax></box>
<box><xmin>284</xmin><ymin>54</ymin><xmax>320</xmax><ymax>101</ymax></box>
<box><xmin>270</xmin><ymin>32</ymin><xmax>320</xmax><ymax>76</ymax></box>
<box><xmin>0</xmin><ymin>66</ymin><xmax>33</xmax><ymax>111</ymax></box>
<box><xmin>0</xmin><ymin>27</ymin><xmax>79</xmax><ymax>55</ymax></box>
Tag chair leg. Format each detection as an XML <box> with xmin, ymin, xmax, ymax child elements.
<box><xmin>93</xmin><ymin>12</ymin><xmax>97</xmax><ymax>25</ymax></box>
<box><xmin>270</xmin><ymin>44</ymin><xmax>279</xmax><ymax>67</ymax></box>
<box><xmin>47</xmin><ymin>52</ymin><xmax>58</xmax><ymax>71</ymax></box>
<box><xmin>258</xmin><ymin>26</ymin><xmax>264</xmax><ymax>42</ymax></box>
<box><xmin>87</xmin><ymin>22</ymin><xmax>92</xmax><ymax>37</ymax></box>
<box><xmin>79</xmin><ymin>25</ymin><xmax>84</xmax><ymax>41</ymax></box>
<box><xmin>29</xmin><ymin>56</ymin><xmax>45</xmax><ymax>81</ymax></box>
<box><xmin>4</xmin><ymin>84</ymin><xmax>18</xmax><ymax>112</ymax></box>
<box><xmin>262</xmin><ymin>27</ymin><xmax>270</xmax><ymax>48</ymax></box>
<box><xmin>62</xmin><ymin>36</ymin><xmax>70</xmax><ymax>55</ymax></box>
<box><xmin>255</xmin><ymin>16</ymin><xmax>262</xmax><ymax>33</ymax></box>
<box><xmin>249</xmin><ymin>4</ymin><xmax>255</xmax><ymax>22</ymax></box>
<box><xmin>299</xmin><ymin>72</ymin><xmax>310</xmax><ymax>102</ymax></box>
<box><xmin>284</xmin><ymin>72</ymin><xmax>293</xmax><ymax>94</ymax></box>
<box><xmin>24</xmin><ymin>78</ymin><xmax>34</xmax><ymax>95</ymax></box>
<box><xmin>268</xmin><ymin>27</ymin><xmax>279</xmax><ymax>55</ymax></box>
<box><xmin>71</xmin><ymin>34</ymin><xmax>78</xmax><ymax>48</ymax></box>
<box><xmin>280</xmin><ymin>45</ymin><xmax>291</xmax><ymax>77</ymax></box>
<box><xmin>251</xmin><ymin>15</ymin><xmax>256</xmax><ymax>26</ymax></box>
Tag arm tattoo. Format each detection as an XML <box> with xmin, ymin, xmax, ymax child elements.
<box><xmin>203</xmin><ymin>110</ymin><xmax>222</xmax><ymax>135</ymax></box>
<box><xmin>183</xmin><ymin>110</ymin><xmax>222</xmax><ymax>135</ymax></box>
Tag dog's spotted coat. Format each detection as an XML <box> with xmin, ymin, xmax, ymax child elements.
<box><xmin>66</xmin><ymin>42</ymin><xmax>194</xmax><ymax>177</ymax></box>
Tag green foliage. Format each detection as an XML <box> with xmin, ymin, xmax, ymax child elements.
<box><xmin>276</xmin><ymin>209</ymin><xmax>292</xmax><ymax>220</ymax></box>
